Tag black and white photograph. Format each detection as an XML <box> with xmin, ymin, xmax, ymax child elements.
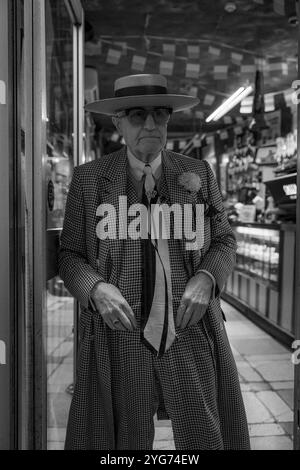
<box><xmin>0</xmin><ymin>0</ymin><xmax>300</xmax><ymax>454</ymax></box>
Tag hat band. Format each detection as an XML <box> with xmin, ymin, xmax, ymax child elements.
<box><xmin>115</xmin><ymin>85</ymin><xmax>167</xmax><ymax>97</ymax></box>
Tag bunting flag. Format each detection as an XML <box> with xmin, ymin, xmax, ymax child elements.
<box><xmin>113</xmin><ymin>41</ymin><xmax>127</xmax><ymax>56</ymax></box>
<box><xmin>213</xmin><ymin>65</ymin><xmax>228</xmax><ymax>80</ymax></box>
<box><xmin>235</xmin><ymin>116</ymin><xmax>245</xmax><ymax>125</ymax></box>
<box><xmin>264</xmin><ymin>93</ymin><xmax>275</xmax><ymax>111</ymax></box>
<box><xmin>193</xmin><ymin>135</ymin><xmax>202</xmax><ymax>147</ymax></box>
<box><xmin>223</xmin><ymin>116</ymin><xmax>233</xmax><ymax>124</ymax></box>
<box><xmin>131</xmin><ymin>54</ymin><xmax>146</xmax><ymax>71</ymax></box>
<box><xmin>240</xmin><ymin>64</ymin><xmax>256</xmax><ymax>77</ymax></box>
<box><xmin>268</xmin><ymin>58</ymin><xmax>288</xmax><ymax>75</ymax></box>
<box><xmin>179</xmin><ymin>140</ymin><xmax>187</xmax><ymax>149</ymax></box>
<box><xmin>159</xmin><ymin>60</ymin><xmax>174</xmax><ymax>76</ymax></box>
<box><xmin>203</xmin><ymin>94</ymin><xmax>215</xmax><ymax>106</ymax></box>
<box><xmin>273</xmin><ymin>0</ymin><xmax>285</xmax><ymax>15</ymax></box>
<box><xmin>195</xmin><ymin>110</ymin><xmax>205</xmax><ymax>119</ymax></box>
<box><xmin>186</xmin><ymin>62</ymin><xmax>200</xmax><ymax>79</ymax></box>
<box><xmin>163</xmin><ymin>43</ymin><xmax>176</xmax><ymax>58</ymax></box>
<box><xmin>208</xmin><ymin>46</ymin><xmax>221</xmax><ymax>58</ymax></box>
<box><xmin>187</xmin><ymin>44</ymin><xmax>200</xmax><ymax>59</ymax></box>
<box><xmin>234</xmin><ymin>126</ymin><xmax>243</xmax><ymax>135</ymax></box>
<box><xmin>85</xmin><ymin>39</ymin><xmax>102</xmax><ymax>56</ymax></box>
<box><xmin>166</xmin><ymin>141</ymin><xmax>174</xmax><ymax>150</ymax></box>
<box><xmin>220</xmin><ymin>130</ymin><xmax>229</xmax><ymax>140</ymax></box>
<box><xmin>231</xmin><ymin>52</ymin><xmax>243</xmax><ymax>65</ymax></box>
<box><xmin>189</xmin><ymin>86</ymin><xmax>199</xmax><ymax>97</ymax></box>
<box><xmin>106</xmin><ymin>48</ymin><xmax>122</xmax><ymax>65</ymax></box>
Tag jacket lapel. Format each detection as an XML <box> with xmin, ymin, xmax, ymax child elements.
<box><xmin>161</xmin><ymin>150</ymin><xmax>201</xmax><ymax>274</ymax></box>
<box><xmin>95</xmin><ymin>148</ymin><xmax>128</xmax><ymax>277</ymax></box>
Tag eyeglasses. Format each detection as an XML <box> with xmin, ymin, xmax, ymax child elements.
<box><xmin>116</xmin><ymin>107</ymin><xmax>172</xmax><ymax>126</ymax></box>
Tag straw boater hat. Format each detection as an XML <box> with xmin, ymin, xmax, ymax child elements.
<box><xmin>85</xmin><ymin>74</ymin><xmax>200</xmax><ymax>115</ymax></box>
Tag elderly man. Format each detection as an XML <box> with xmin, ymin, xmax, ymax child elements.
<box><xmin>58</xmin><ymin>74</ymin><xmax>250</xmax><ymax>450</ymax></box>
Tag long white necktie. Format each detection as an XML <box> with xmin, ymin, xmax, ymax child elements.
<box><xmin>140</xmin><ymin>164</ymin><xmax>176</xmax><ymax>356</ymax></box>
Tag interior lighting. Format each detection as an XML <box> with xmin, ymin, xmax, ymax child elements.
<box><xmin>206</xmin><ymin>85</ymin><xmax>253</xmax><ymax>122</ymax></box>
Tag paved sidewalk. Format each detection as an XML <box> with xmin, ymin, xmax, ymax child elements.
<box><xmin>153</xmin><ymin>300</ymin><xmax>294</xmax><ymax>450</ymax></box>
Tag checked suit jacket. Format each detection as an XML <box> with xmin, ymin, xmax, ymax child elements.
<box><xmin>58</xmin><ymin>147</ymin><xmax>250</xmax><ymax>450</ymax></box>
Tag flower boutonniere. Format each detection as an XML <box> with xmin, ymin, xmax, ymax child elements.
<box><xmin>178</xmin><ymin>171</ymin><xmax>222</xmax><ymax>220</ymax></box>
<box><xmin>178</xmin><ymin>172</ymin><xmax>201</xmax><ymax>193</ymax></box>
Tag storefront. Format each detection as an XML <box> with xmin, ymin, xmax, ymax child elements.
<box><xmin>0</xmin><ymin>0</ymin><xmax>85</xmax><ymax>449</ymax></box>
<box><xmin>215</xmin><ymin>102</ymin><xmax>298</xmax><ymax>346</ymax></box>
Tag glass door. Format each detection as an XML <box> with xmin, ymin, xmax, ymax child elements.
<box><xmin>45</xmin><ymin>0</ymin><xmax>75</xmax><ymax>450</ymax></box>
<box><xmin>20</xmin><ymin>0</ymin><xmax>84</xmax><ymax>449</ymax></box>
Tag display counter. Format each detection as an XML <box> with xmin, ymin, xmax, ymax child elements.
<box><xmin>222</xmin><ymin>222</ymin><xmax>296</xmax><ymax>346</ymax></box>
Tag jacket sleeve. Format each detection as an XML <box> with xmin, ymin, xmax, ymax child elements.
<box><xmin>58</xmin><ymin>166</ymin><xmax>105</xmax><ymax>309</ymax></box>
<box><xmin>195</xmin><ymin>160</ymin><xmax>237</xmax><ymax>297</ymax></box>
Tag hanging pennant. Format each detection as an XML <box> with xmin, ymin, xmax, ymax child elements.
<box><xmin>223</xmin><ymin>116</ymin><xmax>233</xmax><ymax>124</ymax></box>
<box><xmin>213</xmin><ymin>65</ymin><xmax>228</xmax><ymax>80</ymax></box>
<box><xmin>203</xmin><ymin>94</ymin><xmax>215</xmax><ymax>106</ymax></box>
<box><xmin>235</xmin><ymin>116</ymin><xmax>244</xmax><ymax>125</ymax></box>
<box><xmin>166</xmin><ymin>141</ymin><xmax>174</xmax><ymax>150</ymax></box>
<box><xmin>187</xmin><ymin>44</ymin><xmax>200</xmax><ymax>60</ymax></box>
<box><xmin>206</xmin><ymin>135</ymin><xmax>214</xmax><ymax>144</ymax></box>
<box><xmin>234</xmin><ymin>126</ymin><xmax>243</xmax><ymax>135</ymax></box>
<box><xmin>268</xmin><ymin>58</ymin><xmax>288</xmax><ymax>75</ymax></box>
<box><xmin>273</xmin><ymin>0</ymin><xmax>285</xmax><ymax>15</ymax></box>
<box><xmin>131</xmin><ymin>55</ymin><xmax>147</xmax><ymax>72</ymax></box>
<box><xmin>189</xmin><ymin>86</ymin><xmax>198</xmax><ymax>97</ymax></box>
<box><xmin>179</xmin><ymin>140</ymin><xmax>187</xmax><ymax>149</ymax></box>
<box><xmin>264</xmin><ymin>93</ymin><xmax>275</xmax><ymax>112</ymax></box>
<box><xmin>220</xmin><ymin>130</ymin><xmax>229</xmax><ymax>140</ymax></box>
<box><xmin>159</xmin><ymin>60</ymin><xmax>174</xmax><ymax>76</ymax></box>
<box><xmin>208</xmin><ymin>46</ymin><xmax>221</xmax><ymax>58</ymax></box>
<box><xmin>85</xmin><ymin>39</ymin><xmax>102</xmax><ymax>56</ymax></box>
<box><xmin>195</xmin><ymin>110</ymin><xmax>204</xmax><ymax>119</ymax></box>
<box><xmin>231</xmin><ymin>52</ymin><xmax>243</xmax><ymax>65</ymax></box>
<box><xmin>163</xmin><ymin>43</ymin><xmax>176</xmax><ymax>58</ymax></box>
<box><xmin>186</xmin><ymin>63</ymin><xmax>200</xmax><ymax>79</ymax></box>
<box><xmin>113</xmin><ymin>41</ymin><xmax>127</xmax><ymax>56</ymax></box>
<box><xmin>240</xmin><ymin>64</ymin><xmax>256</xmax><ymax>78</ymax></box>
<box><xmin>106</xmin><ymin>48</ymin><xmax>122</xmax><ymax>65</ymax></box>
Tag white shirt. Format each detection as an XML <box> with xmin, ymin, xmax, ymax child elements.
<box><xmin>127</xmin><ymin>148</ymin><xmax>162</xmax><ymax>181</ymax></box>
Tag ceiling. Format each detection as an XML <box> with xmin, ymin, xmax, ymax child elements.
<box><xmin>82</xmin><ymin>0</ymin><xmax>298</xmax><ymax>134</ymax></box>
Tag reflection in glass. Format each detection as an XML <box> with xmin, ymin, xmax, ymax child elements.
<box><xmin>45</xmin><ymin>0</ymin><xmax>74</xmax><ymax>450</ymax></box>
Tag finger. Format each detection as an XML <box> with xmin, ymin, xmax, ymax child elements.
<box><xmin>176</xmin><ymin>301</ymin><xmax>187</xmax><ymax>327</ymax></box>
<box><xmin>121</xmin><ymin>301</ymin><xmax>137</xmax><ymax>329</ymax></box>
<box><xmin>115</xmin><ymin>309</ymin><xmax>134</xmax><ymax>331</ymax></box>
<box><xmin>180</xmin><ymin>304</ymin><xmax>194</xmax><ymax>329</ymax></box>
<box><xmin>187</xmin><ymin>304</ymin><xmax>207</xmax><ymax>327</ymax></box>
<box><xmin>104</xmin><ymin>315</ymin><xmax>117</xmax><ymax>330</ymax></box>
<box><xmin>112</xmin><ymin>319</ymin><xmax>127</xmax><ymax>331</ymax></box>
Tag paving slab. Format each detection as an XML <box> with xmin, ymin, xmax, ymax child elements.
<box><xmin>256</xmin><ymin>391</ymin><xmax>293</xmax><ymax>422</ymax></box>
<box><xmin>250</xmin><ymin>435</ymin><xmax>292</xmax><ymax>450</ymax></box>
<box><xmin>229</xmin><ymin>337</ymin><xmax>290</xmax><ymax>356</ymax></box>
<box><xmin>242</xmin><ymin>392</ymin><xmax>274</xmax><ymax>424</ymax></box>
<box><xmin>236</xmin><ymin>361</ymin><xmax>264</xmax><ymax>382</ymax></box>
<box><xmin>276</xmin><ymin>389</ymin><xmax>294</xmax><ymax>410</ymax></box>
<box><xmin>254</xmin><ymin>361</ymin><xmax>293</xmax><ymax>382</ymax></box>
<box><xmin>249</xmin><ymin>423</ymin><xmax>285</xmax><ymax>437</ymax></box>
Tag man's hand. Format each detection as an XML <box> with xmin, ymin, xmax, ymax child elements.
<box><xmin>176</xmin><ymin>272</ymin><xmax>213</xmax><ymax>329</ymax></box>
<box><xmin>91</xmin><ymin>282</ymin><xmax>137</xmax><ymax>331</ymax></box>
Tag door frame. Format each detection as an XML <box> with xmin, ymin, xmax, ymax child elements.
<box><xmin>23</xmin><ymin>0</ymin><xmax>84</xmax><ymax>449</ymax></box>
